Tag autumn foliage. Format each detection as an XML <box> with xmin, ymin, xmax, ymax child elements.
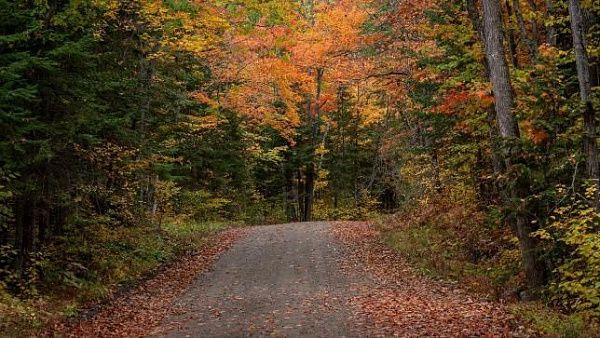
<box><xmin>0</xmin><ymin>0</ymin><xmax>599</xmax><ymax>335</ymax></box>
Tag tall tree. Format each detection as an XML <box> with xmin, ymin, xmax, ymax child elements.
<box><xmin>568</xmin><ymin>0</ymin><xmax>599</xmax><ymax>187</ymax></box>
<box><xmin>481</xmin><ymin>0</ymin><xmax>545</xmax><ymax>291</ymax></box>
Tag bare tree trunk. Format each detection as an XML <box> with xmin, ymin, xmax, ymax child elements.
<box><xmin>483</xmin><ymin>0</ymin><xmax>520</xmax><ymax>138</ymax></box>
<box><xmin>466</xmin><ymin>0</ymin><xmax>506</xmax><ymax>175</ymax></box>
<box><xmin>431</xmin><ymin>147</ymin><xmax>442</xmax><ymax>193</ymax></box>
<box><xmin>568</xmin><ymin>0</ymin><xmax>599</xmax><ymax>187</ymax></box>
<box><xmin>15</xmin><ymin>197</ymin><xmax>34</xmax><ymax>278</ymax></box>
<box><xmin>303</xmin><ymin>163</ymin><xmax>315</xmax><ymax>221</ymax></box>
<box><xmin>482</xmin><ymin>0</ymin><xmax>546</xmax><ymax>291</ymax></box>
<box><xmin>297</xmin><ymin>167</ymin><xmax>305</xmax><ymax>221</ymax></box>
<box><xmin>284</xmin><ymin>154</ymin><xmax>298</xmax><ymax>222</ymax></box>
<box><xmin>526</xmin><ymin>0</ymin><xmax>540</xmax><ymax>45</ymax></box>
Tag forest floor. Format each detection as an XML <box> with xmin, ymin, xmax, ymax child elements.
<box><xmin>45</xmin><ymin>222</ymin><xmax>534</xmax><ymax>337</ymax></box>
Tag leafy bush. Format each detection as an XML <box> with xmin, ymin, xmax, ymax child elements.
<box><xmin>314</xmin><ymin>191</ymin><xmax>380</xmax><ymax>221</ymax></box>
<box><xmin>175</xmin><ymin>190</ymin><xmax>232</xmax><ymax>222</ymax></box>
<box><xmin>0</xmin><ymin>218</ymin><xmax>229</xmax><ymax>334</ymax></box>
<box><xmin>535</xmin><ymin>183</ymin><xmax>600</xmax><ymax>316</ymax></box>
<box><xmin>509</xmin><ymin>303</ymin><xmax>595</xmax><ymax>338</ymax></box>
<box><xmin>379</xmin><ymin>192</ymin><xmax>521</xmax><ymax>297</ymax></box>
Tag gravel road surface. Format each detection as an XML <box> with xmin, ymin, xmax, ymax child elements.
<box><xmin>156</xmin><ymin>222</ymin><xmax>370</xmax><ymax>338</ymax></box>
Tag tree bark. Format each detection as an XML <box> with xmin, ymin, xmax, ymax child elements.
<box><xmin>15</xmin><ymin>197</ymin><xmax>34</xmax><ymax>277</ymax></box>
<box><xmin>482</xmin><ymin>0</ymin><xmax>546</xmax><ymax>291</ymax></box>
<box><xmin>568</xmin><ymin>0</ymin><xmax>599</xmax><ymax>185</ymax></box>
<box><xmin>483</xmin><ymin>0</ymin><xmax>520</xmax><ymax>139</ymax></box>
<box><xmin>303</xmin><ymin>162</ymin><xmax>315</xmax><ymax>222</ymax></box>
<box><xmin>466</xmin><ymin>0</ymin><xmax>506</xmax><ymax>175</ymax></box>
<box><xmin>302</xmin><ymin>68</ymin><xmax>325</xmax><ymax>222</ymax></box>
<box><xmin>297</xmin><ymin>167</ymin><xmax>305</xmax><ymax>221</ymax></box>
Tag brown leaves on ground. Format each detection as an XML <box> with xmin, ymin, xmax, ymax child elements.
<box><xmin>42</xmin><ymin>228</ymin><xmax>245</xmax><ymax>338</ymax></box>
<box><xmin>331</xmin><ymin>221</ymin><xmax>532</xmax><ymax>337</ymax></box>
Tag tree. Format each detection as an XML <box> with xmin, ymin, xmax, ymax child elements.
<box><xmin>481</xmin><ymin>0</ymin><xmax>545</xmax><ymax>291</ymax></box>
<box><xmin>568</xmin><ymin>0</ymin><xmax>599</xmax><ymax>190</ymax></box>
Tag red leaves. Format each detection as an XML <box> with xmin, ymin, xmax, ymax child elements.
<box><xmin>437</xmin><ymin>90</ymin><xmax>472</xmax><ymax>115</ymax></box>
<box><xmin>331</xmin><ymin>222</ymin><xmax>527</xmax><ymax>337</ymax></box>
<box><xmin>44</xmin><ymin>229</ymin><xmax>245</xmax><ymax>338</ymax></box>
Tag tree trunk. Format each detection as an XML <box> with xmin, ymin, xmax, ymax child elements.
<box><xmin>303</xmin><ymin>162</ymin><xmax>315</xmax><ymax>222</ymax></box>
<box><xmin>15</xmin><ymin>197</ymin><xmax>34</xmax><ymax>277</ymax></box>
<box><xmin>297</xmin><ymin>167</ymin><xmax>305</xmax><ymax>221</ymax></box>
<box><xmin>568</xmin><ymin>0</ymin><xmax>599</xmax><ymax>185</ymax></box>
<box><xmin>466</xmin><ymin>0</ymin><xmax>484</xmax><ymax>41</ymax></box>
<box><xmin>544</xmin><ymin>0</ymin><xmax>558</xmax><ymax>46</ymax></box>
<box><xmin>483</xmin><ymin>0</ymin><xmax>520</xmax><ymax>139</ymax></box>
<box><xmin>284</xmin><ymin>156</ymin><xmax>298</xmax><ymax>222</ymax></box>
<box><xmin>513</xmin><ymin>0</ymin><xmax>538</xmax><ymax>60</ymax></box>
<box><xmin>466</xmin><ymin>0</ymin><xmax>506</xmax><ymax>176</ymax></box>
<box><xmin>482</xmin><ymin>0</ymin><xmax>546</xmax><ymax>291</ymax></box>
<box><xmin>504</xmin><ymin>0</ymin><xmax>519</xmax><ymax>68</ymax></box>
<box><xmin>302</xmin><ymin>68</ymin><xmax>324</xmax><ymax>222</ymax></box>
<box><xmin>431</xmin><ymin>146</ymin><xmax>442</xmax><ymax>193</ymax></box>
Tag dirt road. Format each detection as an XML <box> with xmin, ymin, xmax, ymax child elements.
<box><xmin>155</xmin><ymin>222</ymin><xmax>370</xmax><ymax>337</ymax></box>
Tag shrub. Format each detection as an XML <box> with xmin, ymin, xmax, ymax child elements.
<box><xmin>535</xmin><ymin>183</ymin><xmax>600</xmax><ymax>316</ymax></box>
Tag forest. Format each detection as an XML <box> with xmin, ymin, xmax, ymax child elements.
<box><xmin>0</xmin><ymin>0</ymin><xmax>599</xmax><ymax>336</ymax></box>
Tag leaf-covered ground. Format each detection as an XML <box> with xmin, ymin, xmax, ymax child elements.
<box><xmin>42</xmin><ymin>228</ymin><xmax>245</xmax><ymax>338</ymax></box>
<box><xmin>40</xmin><ymin>222</ymin><xmax>536</xmax><ymax>337</ymax></box>
<box><xmin>331</xmin><ymin>221</ymin><xmax>535</xmax><ymax>337</ymax></box>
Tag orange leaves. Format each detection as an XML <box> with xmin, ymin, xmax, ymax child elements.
<box><xmin>331</xmin><ymin>222</ymin><xmax>521</xmax><ymax>337</ymax></box>
<box><xmin>191</xmin><ymin>91</ymin><xmax>217</xmax><ymax>107</ymax></box>
<box><xmin>474</xmin><ymin>88</ymin><xmax>495</xmax><ymax>108</ymax></box>
<box><xmin>211</xmin><ymin>0</ymin><xmax>382</xmax><ymax>139</ymax></box>
<box><xmin>522</xmin><ymin>120</ymin><xmax>549</xmax><ymax>145</ymax></box>
<box><xmin>221</xmin><ymin>56</ymin><xmax>307</xmax><ymax>132</ymax></box>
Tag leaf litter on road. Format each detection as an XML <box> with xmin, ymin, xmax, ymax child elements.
<box><xmin>42</xmin><ymin>228</ymin><xmax>245</xmax><ymax>338</ymax></box>
<box><xmin>331</xmin><ymin>221</ymin><xmax>535</xmax><ymax>337</ymax></box>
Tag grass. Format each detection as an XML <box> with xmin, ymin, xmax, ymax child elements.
<box><xmin>509</xmin><ymin>303</ymin><xmax>598</xmax><ymax>338</ymax></box>
<box><xmin>0</xmin><ymin>220</ymin><xmax>231</xmax><ymax>337</ymax></box>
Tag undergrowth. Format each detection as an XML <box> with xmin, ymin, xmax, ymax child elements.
<box><xmin>0</xmin><ymin>220</ymin><xmax>229</xmax><ymax>336</ymax></box>
<box><xmin>378</xmin><ymin>195</ymin><xmax>599</xmax><ymax>337</ymax></box>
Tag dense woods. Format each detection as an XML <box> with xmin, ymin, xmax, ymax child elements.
<box><xmin>0</xmin><ymin>0</ymin><xmax>598</xmax><ymax>334</ymax></box>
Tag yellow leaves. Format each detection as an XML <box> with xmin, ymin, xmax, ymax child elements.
<box><xmin>584</xmin><ymin>185</ymin><xmax>598</xmax><ymax>200</ymax></box>
<box><xmin>545</xmin><ymin>187</ymin><xmax>600</xmax><ymax>313</ymax></box>
<box><xmin>140</xmin><ymin>0</ymin><xmax>229</xmax><ymax>56</ymax></box>
<box><xmin>532</xmin><ymin>229</ymin><xmax>552</xmax><ymax>241</ymax></box>
<box><xmin>182</xmin><ymin>114</ymin><xmax>221</xmax><ymax>131</ymax></box>
<box><xmin>538</xmin><ymin>43</ymin><xmax>559</xmax><ymax>60</ymax></box>
<box><xmin>360</xmin><ymin>104</ymin><xmax>385</xmax><ymax>126</ymax></box>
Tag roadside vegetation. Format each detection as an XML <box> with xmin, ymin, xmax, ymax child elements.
<box><xmin>1</xmin><ymin>0</ymin><xmax>598</xmax><ymax>336</ymax></box>
<box><xmin>0</xmin><ymin>220</ymin><xmax>228</xmax><ymax>334</ymax></box>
